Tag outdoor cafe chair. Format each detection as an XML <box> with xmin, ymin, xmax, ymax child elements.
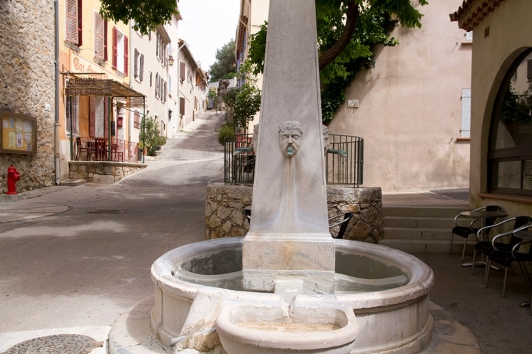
<box><xmin>470</xmin><ymin>217</ymin><xmax>532</xmax><ymax>297</ymax></box>
<box><xmin>94</xmin><ymin>138</ymin><xmax>107</xmax><ymax>161</ymax></box>
<box><xmin>111</xmin><ymin>143</ymin><xmax>124</xmax><ymax>162</ymax></box>
<box><xmin>75</xmin><ymin>137</ymin><xmax>88</xmax><ymax>161</ymax></box>
<box><xmin>449</xmin><ymin>205</ymin><xmax>502</xmax><ymax>262</ymax></box>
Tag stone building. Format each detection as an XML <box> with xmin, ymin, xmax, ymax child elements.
<box><xmin>0</xmin><ymin>0</ymin><xmax>56</xmax><ymax>193</ymax></box>
<box><xmin>451</xmin><ymin>0</ymin><xmax>532</xmax><ymax>215</ymax></box>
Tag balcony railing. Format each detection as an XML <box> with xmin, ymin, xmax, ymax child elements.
<box><xmin>224</xmin><ymin>133</ymin><xmax>363</xmax><ymax>187</ymax></box>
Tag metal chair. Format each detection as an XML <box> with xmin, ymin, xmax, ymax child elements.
<box><xmin>483</xmin><ymin>219</ymin><xmax>532</xmax><ymax>298</ymax></box>
<box><xmin>75</xmin><ymin>137</ymin><xmax>88</xmax><ymax>161</ymax></box>
<box><xmin>449</xmin><ymin>205</ymin><xmax>502</xmax><ymax>261</ymax></box>
<box><xmin>329</xmin><ymin>212</ymin><xmax>354</xmax><ymax>239</ymax></box>
<box><xmin>94</xmin><ymin>138</ymin><xmax>107</xmax><ymax>161</ymax></box>
<box><xmin>111</xmin><ymin>143</ymin><xmax>124</xmax><ymax>162</ymax></box>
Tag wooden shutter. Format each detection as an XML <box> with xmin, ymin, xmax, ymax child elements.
<box><xmin>66</xmin><ymin>0</ymin><xmax>78</xmax><ymax>44</ymax></box>
<box><xmin>112</xmin><ymin>26</ymin><xmax>117</xmax><ymax>69</ymax></box>
<box><xmin>104</xmin><ymin>97</ymin><xmax>108</xmax><ymax>140</ymax></box>
<box><xmin>180</xmin><ymin>62</ymin><xmax>185</xmax><ymax>82</ymax></box>
<box><xmin>155</xmin><ymin>73</ymin><xmax>159</xmax><ymax>98</ymax></box>
<box><xmin>134</xmin><ymin>49</ymin><xmax>139</xmax><ymax>76</ymax></box>
<box><xmin>124</xmin><ymin>36</ymin><xmax>128</xmax><ymax>75</ymax></box>
<box><xmin>94</xmin><ymin>13</ymin><xmax>104</xmax><ymax>59</ymax></box>
<box><xmin>180</xmin><ymin>97</ymin><xmax>185</xmax><ymax>116</ymax></box>
<box><xmin>89</xmin><ymin>96</ymin><xmax>96</xmax><ymax>138</ymax></box>
<box><xmin>77</xmin><ymin>0</ymin><xmax>83</xmax><ymax>46</ymax></box>
<box><xmin>103</xmin><ymin>20</ymin><xmax>108</xmax><ymax>61</ymax></box>
<box><xmin>139</xmin><ymin>54</ymin><xmax>144</xmax><ymax>81</ymax></box>
<box><xmin>528</xmin><ymin>59</ymin><xmax>532</xmax><ymax>80</ymax></box>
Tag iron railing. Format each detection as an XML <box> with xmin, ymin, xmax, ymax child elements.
<box><xmin>224</xmin><ymin>133</ymin><xmax>363</xmax><ymax>187</ymax></box>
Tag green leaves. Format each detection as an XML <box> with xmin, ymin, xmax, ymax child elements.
<box><xmin>139</xmin><ymin>116</ymin><xmax>166</xmax><ymax>156</ymax></box>
<box><xmin>99</xmin><ymin>0</ymin><xmax>179</xmax><ymax>35</ymax></box>
<box><xmin>209</xmin><ymin>40</ymin><xmax>237</xmax><ymax>82</ymax></box>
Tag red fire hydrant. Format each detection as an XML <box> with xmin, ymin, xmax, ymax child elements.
<box><xmin>7</xmin><ymin>166</ymin><xmax>20</xmax><ymax>195</ymax></box>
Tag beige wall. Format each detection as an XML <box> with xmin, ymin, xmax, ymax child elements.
<box><xmin>468</xmin><ymin>0</ymin><xmax>532</xmax><ymax>215</ymax></box>
<box><xmin>329</xmin><ymin>0</ymin><xmax>471</xmax><ymax>193</ymax></box>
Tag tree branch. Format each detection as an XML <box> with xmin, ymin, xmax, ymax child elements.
<box><xmin>318</xmin><ymin>0</ymin><xmax>359</xmax><ymax>71</ymax></box>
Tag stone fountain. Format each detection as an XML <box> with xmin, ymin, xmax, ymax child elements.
<box><xmin>150</xmin><ymin>1</ymin><xmax>433</xmax><ymax>353</ymax></box>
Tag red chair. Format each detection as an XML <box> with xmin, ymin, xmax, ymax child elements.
<box><xmin>75</xmin><ymin>137</ymin><xmax>88</xmax><ymax>161</ymax></box>
<box><xmin>111</xmin><ymin>143</ymin><xmax>124</xmax><ymax>162</ymax></box>
<box><xmin>94</xmin><ymin>138</ymin><xmax>107</xmax><ymax>161</ymax></box>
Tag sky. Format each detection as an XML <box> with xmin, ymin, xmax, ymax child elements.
<box><xmin>177</xmin><ymin>0</ymin><xmax>241</xmax><ymax>73</ymax></box>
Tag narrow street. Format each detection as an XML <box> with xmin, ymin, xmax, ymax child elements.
<box><xmin>0</xmin><ymin>113</ymin><xmax>224</xmax><ymax>346</ymax></box>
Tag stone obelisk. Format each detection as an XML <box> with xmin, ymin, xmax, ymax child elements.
<box><xmin>242</xmin><ymin>0</ymin><xmax>335</xmax><ymax>294</ymax></box>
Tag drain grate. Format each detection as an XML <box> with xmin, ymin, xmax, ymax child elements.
<box><xmin>87</xmin><ymin>209</ymin><xmax>127</xmax><ymax>214</ymax></box>
<box><xmin>4</xmin><ymin>334</ymin><xmax>103</xmax><ymax>354</ymax></box>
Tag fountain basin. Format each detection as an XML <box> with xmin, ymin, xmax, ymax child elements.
<box><xmin>216</xmin><ymin>304</ymin><xmax>358</xmax><ymax>354</ymax></box>
<box><xmin>151</xmin><ymin>237</ymin><xmax>434</xmax><ymax>353</ymax></box>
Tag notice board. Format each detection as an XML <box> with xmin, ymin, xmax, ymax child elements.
<box><xmin>0</xmin><ymin>110</ymin><xmax>37</xmax><ymax>155</ymax></box>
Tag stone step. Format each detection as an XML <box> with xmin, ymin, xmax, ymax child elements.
<box><xmin>384</xmin><ymin>216</ymin><xmax>455</xmax><ymax>229</ymax></box>
<box><xmin>382</xmin><ymin>206</ymin><xmax>467</xmax><ymax>218</ymax></box>
<box><xmin>380</xmin><ymin>239</ymin><xmax>474</xmax><ymax>254</ymax></box>
<box><xmin>384</xmin><ymin>227</ymin><xmax>450</xmax><ymax>241</ymax></box>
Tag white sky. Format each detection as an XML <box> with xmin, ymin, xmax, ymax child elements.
<box><xmin>177</xmin><ymin>0</ymin><xmax>240</xmax><ymax>72</ymax></box>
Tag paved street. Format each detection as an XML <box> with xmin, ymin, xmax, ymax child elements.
<box><xmin>0</xmin><ymin>112</ymin><xmax>225</xmax><ymax>351</ymax></box>
<box><xmin>0</xmin><ymin>112</ymin><xmax>531</xmax><ymax>353</ymax></box>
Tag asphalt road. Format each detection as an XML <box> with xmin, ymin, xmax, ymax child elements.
<box><xmin>0</xmin><ymin>113</ymin><xmax>224</xmax><ymax>335</ymax></box>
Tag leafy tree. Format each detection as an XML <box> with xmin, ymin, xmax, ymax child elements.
<box><xmin>99</xmin><ymin>0</ymin><xmax>180</xmax><ymax>35</ymax></box>
<box><xmin>245</xmin><ymin>0</ymin><xmax>428</xmax><ymax>124</ymax></box>
<box><xmin>139</xmin><ymin>116</ymin><xmax>167</xmax><ymax>156</ymax></box>
<box><xmin>209</xmin><ymin>40</ymin><xmax>237</xmax><ymax>82</ymax></box>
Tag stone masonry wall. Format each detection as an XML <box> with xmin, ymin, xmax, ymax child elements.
<box><xmin>205</xmin><ymin>184</ymin><xmax>383</xmax><ymax>243</ymax></box>
<box><xmin>69</xmin><ymin>162</ymin><xmax>147</xmax><ymax>184</ymax></box>
<box><xmin>0</xmin><ymin>0</ymin><xmax>56</xmax><ymax>193</ymax></box>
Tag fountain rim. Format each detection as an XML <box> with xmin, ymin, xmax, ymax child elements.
<box><xmin>151</xmin><ymin>237</ymin><xmax>434</xmax><ymax>310</ymax></box>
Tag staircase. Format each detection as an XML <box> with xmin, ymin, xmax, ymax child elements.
<box><xmin>380</xmin><ymin>205</ymin><xmax>472</xmax><ymax>253</ymax></box>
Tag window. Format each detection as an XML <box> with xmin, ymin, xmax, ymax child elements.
<box><xmin>461</xmin><ymin>88</ymin><xmax>471</xmax><ymax>138</ymax></box>
<box><xmin>487</xmin><ymin>49</ymin><xmax>532</xmax><ymax>196</ymax></box>
<box><xmin>94</xmin><ymin>12</ymin><xmax>107</xmax><ymax>61</ymax></box>
<box><xmin>134</xmin><ymin>111</ymin><xmax>141</xmax><ymax>129</ymax></box>
<box><xmin>112</xmin><ymin>27</ymin><xmax>128</xmax><ymax>75</ymax></box>
<box><xmin>66</xmin><ymin>0</ymin><xmax>82</xmax><ymax>46</ymax></box>
<box><xmin>465</xmin><ymin>31</ymin><xmax>473</xmax><ymax>43</ymax></box>
<box><xmin>134</xmin><ymin>49</ymin><xmax>144</xmax><ymax>81</ymax></box>
<box><xmin>155</xmin><ymin>73</ymin><xmax>160</xmax><ymax>98</ymax></box>
<box><xmin>156</xmin><ymin>31</ymin><xmax>167</xmax><ymax>66</ymax></box>
<box><xmin>180</xmin><ymin>62</ymin><xmax>186</xmax><ymax>82</ymax></box>
<box><xmin>180</xmin><ymin>97</ymin><xmax>185</xmax><ymax>116</ymax></box>
<box><xmin>168</xmin><ymin>75</ymin><xmax>172</xmax><ymax>96</ymax></box>
<box><xmin>66</xmin><ymin>96</ymin><xmax>79</xmax><ymax>135</ymax></box>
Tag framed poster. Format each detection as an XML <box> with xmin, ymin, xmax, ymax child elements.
<box><xmin>0</xmin><ymin>110</ymin><xmax>37</xmax><ymax>155</ymax></box>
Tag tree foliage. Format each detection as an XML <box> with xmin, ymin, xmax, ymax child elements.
<box><xmin>140</xmin><ymin>116</ymin><xmax>167</xmax><ymax>156</ymax></box>
<box><xmin>99</xmin><ymin>0</ymin><xmax>180</xmax><ymax>35</ymax></box>
<box><xmin>246</xmin><ymin>0</ymin><xmax>428</xmax><ymax>124</ymax></box>
<box><xmin>209</xmin><ymin>40</ymin><xmax>237</xmax><ymax>82</ymax></box>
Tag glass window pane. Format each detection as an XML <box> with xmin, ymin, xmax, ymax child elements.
<box><xmin>524</xmin><ymin>160</ymin><xmax>532</xmax><ymax>190</ymax></box>
<box><xmin>494</xmin><ymin>160</ymin><xmax>521</xmax><ymax>189</ymax></box>
<box><xmin>495</xmin><ymin>52</ymin><xmax>532</xmax><ymax>150</ymax></box>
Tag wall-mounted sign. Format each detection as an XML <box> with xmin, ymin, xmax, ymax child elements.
<box><xmin>0</xmin><ymin>110</ymin><xmax>37</xmax><ymax>155</ymax></box>
<box><xmin>66</xmin><ymin>77</ymin><xmax>107</xmax><ymax>96</ymax></box>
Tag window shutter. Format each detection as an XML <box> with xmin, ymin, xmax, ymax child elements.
<box><xmin>94</xmin><ymin>13</ymin><xmax>104</xmax><ymax>59</ymax></box>
<box><xmin>180</xmin><ymin>97</ymin><xmax>185</xmax><ymax>116</ymax></box>
<box><xmin>112</xmin><ymin>26</ymin><xmax>118</xmax><ymax>69</ymax></box>
<box><xmin>155</xmin><ymin>73</ymin><xmax>159</xmax><ymax>98</ymax></box>
<box><xmin>156</xmin><ymin>32</ymin><xmax>160</xmax><ymax>59</ymax></box>
<box><xmin>164</xmin><ymin>81</ymin><xmax>167</xmax><ymax>102</ymax></box>
<box><xmin>134</xmin><ymin>49</ymin><xmax>139</xmax><ymax>76</ymax></box>
<box><xmin>139</xmin><ymin>54</ymin><xmax>144</xmax><ymax>81</ymax></box>
<box><xmin>89</xmin><ymin>96</ymin><xmax>96</xmax><ymax>138</ymax></box>
<box><xmin>104</xmin><ymin>97</ymin><xmax>109</xmax><ymax>140</ymax></box>
<box><xmin>77</xmin><ymin>0</ymin><xmax>83</xmax><ymax>46</ymax></box>
<box><xmin>461</xmin><ymin>88</ymin><xmax>471</xmax><ymax>138</ymax></box>
<box><xmin>103</xmin><ymin>20</ymin><xmax>108</xmax><ymax>61</ymax></box>
<box><xmin>66</xmin><ymin>96</ymin><xmax>72</xmax><ymax>132</ymax></box>
<box><xmin>66</xmin><ymin>0</ymin><xmax>78</xmax><ymax>44</ymax></box>
<box><xmin>527</xmin><ymin>59</ymin><xmax>532</xmax><ymax>80</ymax></box>
<box><xmin>180</xmin><ymin>62</ymin><xmax>185</xmax><ymax>82</ymax></box>
<box><xmin>124</xmin><ymin>36</ymin><xmax>128</xmax><ymax>75</ymax></box>
<box><xmin>168</xmin><ymin>75</ymin><xmax>171</xmax><ymax>94</ymax></box>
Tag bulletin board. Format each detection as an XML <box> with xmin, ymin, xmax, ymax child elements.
<box><xmin>0</xmin><ymin>110</ymin><xmax>37</xmax><ymax>155</ymax></box>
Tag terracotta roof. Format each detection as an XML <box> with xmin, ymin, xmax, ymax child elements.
<box><xmin>450</xmin><ymin>0</ymin><xmax>506</xmax><ymax>31</ymax></box>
